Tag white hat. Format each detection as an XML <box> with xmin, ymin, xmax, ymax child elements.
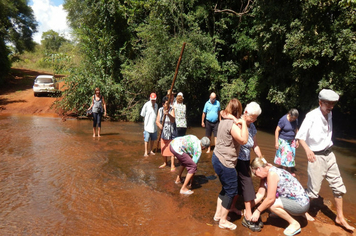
<box><xmin>177</xmin><ymin>92</ymin><xmax>184</xmax><ymax>99</ymax></box>
<box><xmin>318</xmin><ymin>89</ymin><xmax>339</xmax><ymax>102</ymax></box>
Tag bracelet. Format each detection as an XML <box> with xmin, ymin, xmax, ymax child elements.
<box><xmin>256</xmin><ymin>208</ymin><xmax>261</xmax><ymax>213</ymax></box>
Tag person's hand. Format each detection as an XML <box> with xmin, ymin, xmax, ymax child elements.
<box><xmin>163</xmin><ymin>109</ymin><xmax>169</xmax><ymax>115</ymax></box>
<box><xmin>275</xmin><ymin>143</ymin><xmax>279</xmax><ymax>150</ymax></box>
<box><xmin>250</xmin><ymin>209</ymin><xmax>261</xmax><ymax>222</ymax></box>
<box><xmin>104</xmin><ymin>112</ymin><xmax>107</xmax><ymax>117</ymax></box>
<box><xmin>295</xmin><ymin>140</ymin><xmax>299</xmax><ymax>148</ymax></box>
<box><xmin>201</xmin><ymin>122</ymin><xmax>205</xmax><ymax>128</ymax></box>
<box><xmin>306</xmin><ymin>149</ymin><xmax>316</xmax><ymax>162</ymax></box>
<box><xmin>235</xmin><ymin>118</ymin><xmax>246</xmax><ymax>126</ymax></box>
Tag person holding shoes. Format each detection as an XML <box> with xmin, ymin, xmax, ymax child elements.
<box><xmin>250</xmin><ymin>157</ymin><xmax>310</xmax><ymax>236</ymax></box>
<box><xmin>170</xmin><ymin>135</ymin><xmax>210</xmax><ymax>195</ymax></box>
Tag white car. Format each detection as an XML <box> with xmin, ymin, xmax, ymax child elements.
<box><xmin>33</xmin><ymin>75</ymin><xmax>58</xmax><ymax>96</ymax></box>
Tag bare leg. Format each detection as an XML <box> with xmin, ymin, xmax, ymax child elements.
<box><xmin>98</xmin><ymin>127</ymin><xmax>101</xmax><ymax>137</ymax></box>
<box><xmin>149</xmin><ymin>140</ymin><xmax>155</xmax><ymax>155</ymax></box>
<box><xmin>181</xmin><ymin>173</ymin><xmax>194</xmax><ymax>193</ymax></box>
<box><xmin>243</xmin><ymin>200</ymin><xmax>254</xmax><ymax>220</ymax></box>
<box><xmin>171</xmin><ymin>156</ymin><xmax>175</xmax><ymax>171</ymax></box>
<box><xmin>206</xmin><ymin>137</ymin><xmax>211</xmax><ymax>153</ymax></box>
<box><xmin>175</xmin><ymin>166</ymin><xmax>185</xmax><ymax>183</ymax></box>
<box><xmin>219</xmin><ymin>205</ymin><xmax>236</xmax><ymax>229</ymax></box>
<box><xmin>93</xmin><ymin>127</ymin><xmax>96</xmax><ymax>137</ymax></box>
<box><xmin>214</xmin><ymin>197</ymin><xmax>223</xmax><ymax>220</ymax></box>
<box><xmin>335</xmin><ymin>197</ymin><xmax>355</xmax><ymax>231</ymax></box>
<box><xmin>270</xmin><ymin>203</ymin><xmax>300</xmax><ymax>233</ymax></box>
<box><xmin>229</xmin><ymin>195</ymin><xmax>243</xmax><ymax>216</ymax></box>
<box><xmin>159</xmin><ymin>156</ymin><xmax>167</xmax><ymax>168</ymax></box>
<box><xmin>144</xmin><ymin>141</ymin><xmax>148</xmax><ymax>156</ymax></box>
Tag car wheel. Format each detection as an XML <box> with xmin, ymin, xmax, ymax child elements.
<box><xmin>34</xmin><ymin>92</ymin><xmax>37</xmax><ymax>97</ymax></box>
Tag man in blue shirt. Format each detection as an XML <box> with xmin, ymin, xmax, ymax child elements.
<box><xmin>201</xmin><ymin>92</ymin><xmax>221</xmax><ymax>153</ymax></box>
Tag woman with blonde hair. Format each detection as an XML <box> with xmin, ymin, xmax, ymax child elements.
<box><xmin>249</xmin><ymin>157</ymin><xmax>310</xmax><ymax>236</ymax></box>
<box><xmin>212</xmin><ymin>98</ymin><xmax>248</xmax><ymax>230</ymax></box>
<box><xmin>88</xmin><ymin>87</ymin><xmax>107</xmax><ymax>137</ymax></box>
<box><xmin>174</xmin><ymin>92</ymin><xmax>187</xmax><ymax>136</ymax></box>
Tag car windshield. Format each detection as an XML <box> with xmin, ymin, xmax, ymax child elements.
<box><xmin>36</xmin><ymin>78</ymin><xmax>53</xmax><ymax>83</ymax></box>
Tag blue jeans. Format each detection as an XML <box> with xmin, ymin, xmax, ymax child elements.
<box><xmin>212</xmin><ymin>153</ymin><xmax>238</xmax><ymax>209</ymax></box>
<box><xmin>92</xmin><ymin>112</ymin><xmax>102</xmax><ymax>128</ymax></box>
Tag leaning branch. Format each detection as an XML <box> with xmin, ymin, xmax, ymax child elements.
<box><xmin>214</xmin><ymin>0</ymin><xmax>253</xmax><ymax>17</ymax></box>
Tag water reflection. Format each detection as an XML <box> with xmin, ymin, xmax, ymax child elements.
<box><xmin>0</xmin><ymin>115</ymin><xmax>355</xmax><ymax>235</ymax></box>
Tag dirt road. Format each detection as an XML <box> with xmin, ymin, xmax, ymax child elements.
<box><xmin>0</xmin><ymin>68</ymin><xmax>64</xmax><ymax>117</ymax></box>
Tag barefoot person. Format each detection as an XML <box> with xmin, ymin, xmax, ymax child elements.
<box><xmin>87</xmin><ymin>87</ymin><xmax>107</xmax><ymax>137</ymax></box>
<box><xmin>295</xmin><ymin>89</ymin><xmax>355</xmax><ymax>231</ymax></box>
<box><xmin>170</xmin><ymin>135</ymin><xmax>210</xmax><ymax>195</ymax></box>
<box><xmin>140</xmin><ymin>93</ymin><xmax>158</xmax><ymax>157</ymax></box>
<box><xmin>212</xmin><ymin>98</ymin><xmax>248</xmax><ymax>230</ymax></box>
<box><xmin>250</xmin><ymin>157</ymin><xmax>310</xmax><ymax>236</ymax></box>
<box><xmin>156</xmin><ymin>96</ymin><xmax>176</xmax><ymax>171</ymax></box>
<box><xmin>201</xmin><ymin>92</ymin><xmax>221</xmax><ymax>153</ymax></box>
<box><xmin>274</xmin><ymin>109</ymin><xmax>299</xmax><ymax>176</ymax></box>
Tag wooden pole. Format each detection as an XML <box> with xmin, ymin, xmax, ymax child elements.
<box><xmin>155</xmin><ymin>42</ymin><xmax>186</xmax><ymax>152</ymax></box>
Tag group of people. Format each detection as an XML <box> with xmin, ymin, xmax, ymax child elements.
<box><xmin>89</xmin><ymin>87</ymin><xmax>354</xmax><ymax>235</ymax></box>
<box><xmin>140</xmin><ymin>90</ymin><xmax>211</xmax><ymax>195</ymax></box>
<box><xmin>211</xmin><ymin>89</ymin><xmax>354</xmax><ymax>235</ymax></box>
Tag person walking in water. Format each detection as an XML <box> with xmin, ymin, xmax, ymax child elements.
<box><xmin>201</xmin><ymin>92</ymin><xmax>221</xmax><ymax>153</ymax></box>
<box><xmin>140</xmin><ymin>93</ymin><xmax>158</xmax><ymax>157</ymax></box>
<box><xmin>88</xmin><ymin>87</ymin><xmax>106</xmax><ymax>137</ymax></box>
<box><xmin>274</xmin><ymin>109</ymin><xmax>299</xmax><ymax>176</ymax></box>
<box><xmin>296</xmin><ymin>89</ymin><xmax>354</xmax><ymax>232</ymax></box>
<box><xmin>170</xmin><ymin>135</ymin><xmax>210</xmax><ymax>195</ymax></box>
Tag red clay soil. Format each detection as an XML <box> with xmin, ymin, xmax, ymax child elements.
<box><xmin>0</xmin><ymin>68</ymin><xmax>64</xmax><ymax>117</ymax></box>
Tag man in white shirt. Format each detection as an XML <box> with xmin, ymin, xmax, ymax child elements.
<box><xmin>140</xmin><ymin>93</ymin><xmax>158</xmax><ymax>157</ymax></box>
<box><xmin>296</xmin><ymin>89</ymin><xmax>354</xmax><ymax>231</ymax></box>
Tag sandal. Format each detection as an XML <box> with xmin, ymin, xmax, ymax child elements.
<box><xmin>213</xmin><ymin>216</ymin><xmax>231</xmax><ymax>222</ymax></box>
<box><xmin>219</xmin><ymin>222</ymin><xmax>237</xmax><ymax>230</ymax></box>
<box><xmin>242</xmin><ymin>217</ymin><xmax>262</xmax><ymax>232</ymax></box>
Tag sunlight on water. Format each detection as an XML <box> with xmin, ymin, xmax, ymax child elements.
<box><xmin>0</xmin><ymin>115</ymin><xmax>355</xmax><ymax>235</ymax></box>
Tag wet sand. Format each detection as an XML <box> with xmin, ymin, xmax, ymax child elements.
<box><xmin>0</xmin><ymin>115</ymin><xmax>355</xmax><ymax>235</ymax></box>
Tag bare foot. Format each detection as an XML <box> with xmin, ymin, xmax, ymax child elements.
<box><xmin>98</xmin><ymin>134</ymin><xmax>101</xmax><ymax>137</ymax></box>
<box><xmin>304</xmin><ymin>212</ymin><xmax>315</xmax><ymax>221</ymax></box>
<box><xmin>206</xmin><ymin>148</ymin><xmax>210</xmax><ymax>153</ymax></box>
<box><xmin>93</xmin><ymin>134</ymin><xmax>96</xmax><ymax>137</ymax></box>
<box><xmin>149</xmin><ymin>151</ymin><xmax>155</xmax><ymax>155</ymax></box>
<box><xmin>336</xmin><ymin>216</ymin><xmax>355</xmax><ymax>231</ymax></box>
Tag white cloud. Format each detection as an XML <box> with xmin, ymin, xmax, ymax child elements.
<box><xmin>30</xmin><ymin>0</ymin><xmax>71</xmax><ymax>44</ymax></box>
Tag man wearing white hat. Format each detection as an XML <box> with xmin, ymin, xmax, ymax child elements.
<box><xmin>296</xmin><ymin>89</ymin><xmax>354</xmax><ymax>231</ymax></box>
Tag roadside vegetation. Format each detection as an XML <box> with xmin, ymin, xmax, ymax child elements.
<box><xmin>2</xmin><ymin>0</ymin><xmax>356</xmax><ymax>137</ymax></box>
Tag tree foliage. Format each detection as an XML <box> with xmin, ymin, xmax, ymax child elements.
<box><xmin>0</xmin><ymin>0</ymin><xmax>37</xmax><ymax>84</ymax></box>
<box><xmin>41</xmin><ymin>30</ymin><xmax>68</xmax><ymax>52</ymax></box>
<box><xmin>57</xmin><ymin>0</ymin><xmax>356</xmax><ymax>135</ymax></box>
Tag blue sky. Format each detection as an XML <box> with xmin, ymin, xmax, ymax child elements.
<box><xmin>29</xmin><ymin>0</ymin><xmax>71</xmax><ymax>44</ymax></box>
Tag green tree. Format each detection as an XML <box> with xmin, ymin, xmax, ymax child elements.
<box><xmin>41</xmin><ymin>30</ymin><xmax>68</xmax><ymax>52</ymax></box>
<box><xmin>0</xmin><ymin>0</ymin><xmax>37</xmax><ymax>84</ymax></box>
